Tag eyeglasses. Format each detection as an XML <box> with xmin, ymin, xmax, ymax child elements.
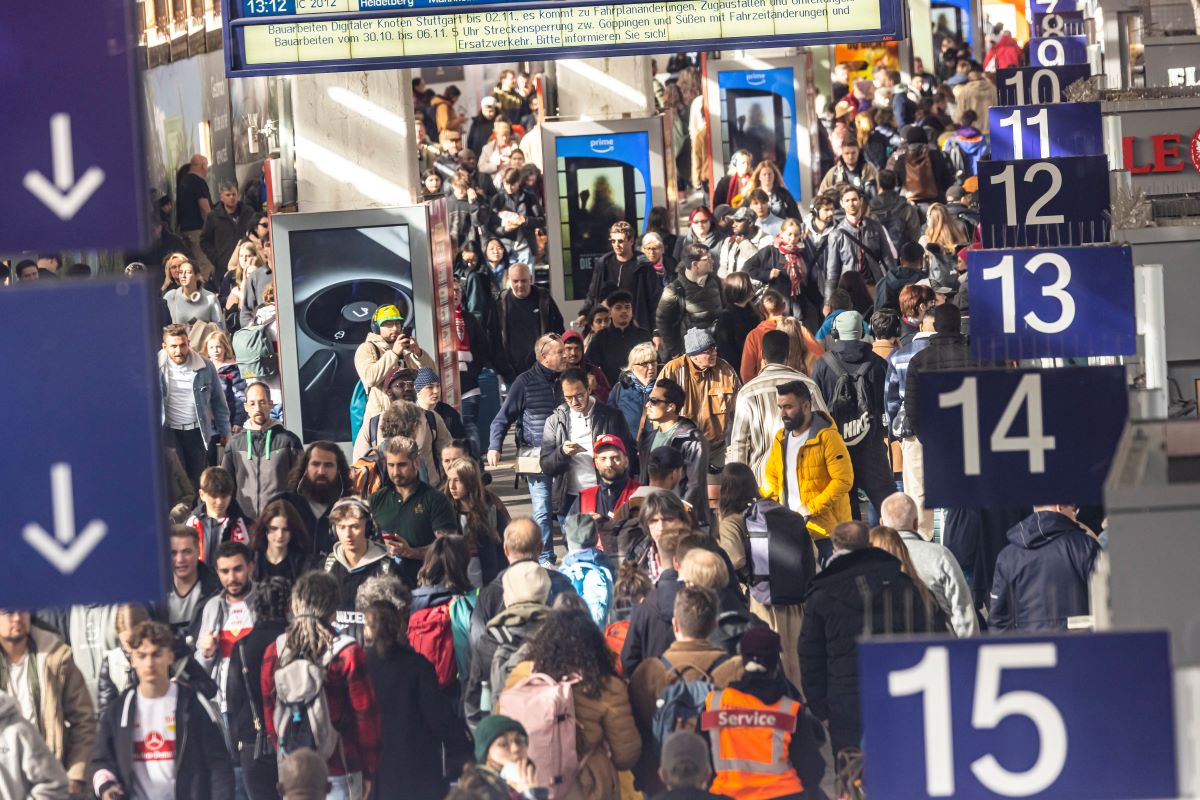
<box><xmin>634</xmin><ymin>360</ymin><xmax>657</xmax><ymax>368</ymax></box>
<box><xmin>563</xmin><ymin>392</ymin><xmax>588</xmax><ymax>403</ymax></box>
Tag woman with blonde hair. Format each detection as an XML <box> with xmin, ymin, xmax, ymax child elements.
<box><xmin>920</xmin><ymin>202</ymin><xmax>968</xmax><ymax>250</ymax></box>
<box><xmin>161</xmin><ymin>251</ymin><xmax>189</xmax><ymax>295</ymax></box>
<box><xmin>855</xmin><ymin>107</ymin><xmax>876</xmax><ymax>149</ymax></box>
<box><xmin>607</xmin><ymin>340</ymin><xmax>659</xmax><ymax>438</ymax></box>
<box><xmin>444</xmin><ymin>457</ymin><xmax>507</xmax><ymax>586</ymax></box>
<box><xmin>236</xmin><ymin>237</ymin><xmax>275</xmax><ymax>327</ymax></box>
<box><xmin>205</xmin><ymin>329</ymin><xmax>248</xmax><ymax>430</ymax></box>
<box><xmin>868</xmin><ymin>525</ymin><xmax>946</xmax><ymax>630</ymax></box>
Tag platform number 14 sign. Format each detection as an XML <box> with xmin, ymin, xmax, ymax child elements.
<box><xmin>858</xmin><ymin>633</ymin><xmax>1178</xmax><ymax>800</ymax></box>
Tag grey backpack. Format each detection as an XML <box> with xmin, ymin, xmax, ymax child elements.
<box><xmin>272</xmin><ymin>633</ymin><xmax>355</xmax><ymax>762</ymax></box>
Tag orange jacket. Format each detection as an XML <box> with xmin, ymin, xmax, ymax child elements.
<box><xmin>702</xmin><ymin>686</ymin><xmax>805</xmax><ymax>800</ymax></box>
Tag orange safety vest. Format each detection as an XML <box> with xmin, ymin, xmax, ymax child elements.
<box><xmin>701</xmin><ymin>687</ymin><xmax>805</xmax><ymax>800</ymax></box>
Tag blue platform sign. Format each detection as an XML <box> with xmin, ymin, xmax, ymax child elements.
<box><xmin>967</xmin><ymin>246</ymin><xmax>1136</xmax><ymax>360</ymax></box>
<box><xmin>996</xmin><ymin>64</ymin><xmax>1091</xmax><ymax>105</ymax></box>
<box><xmin>988</xmin><ymin>103</ymin><xmax>1103</xmax><ymax>160</ymax></box>
<box><xmin>859</xmin><ymin>632</ymin><xmax>1178</xmax><ymax>800</ymax></box>
<box><xmin>0</xmin><ymin>280</ymin><xmax>165</xmax><ymax>609</ymax></box>
<box><xmin>0</xmin><ymin>0</ymin><xmax>147</xmax><ymax>252</ymax></box>
<box><xmin>1030</xmin><ymin>35</ymin><xmax>1089</xmax><ymax>66</ymax></box>
<box><xmin>978</xmin><ymin>155</ymin><xmax>1110</xmax><ymax>248</ymax></box>
<box><xmin>917</xmin><ymin>366</ymin><xmax>1126</xmax><ymax>507</ymax></box>
<box><xmin>1028</xmin><ymin>0</ymin><xmax>1079</xmax><ymax>13</ymax></box>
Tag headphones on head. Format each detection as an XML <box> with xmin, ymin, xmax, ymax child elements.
<box><xmin>371</xmin><ymin>305</ymin><xmax>404</xmax><ymax>335</ymax></box>
<box><xmin>330</xmin><ymin>496</ymin><xmax>378</xmax><ymax>539</ymax></box>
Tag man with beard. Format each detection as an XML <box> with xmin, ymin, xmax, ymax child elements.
<box><xmin>369</xmin><ymin>436</ymin><xmax>458</xmax><ymax>586</ymax></box>
<box><xmin>274</xmin><ymin>441</ymin><xmax>351</xmax><ymax>557</ymax></box>
<box><xmin>570</xmin><ymin>435</ymin><xmax>640</xmax><ymax>522</ymax></box>
<box><xmin>193</xmin><ymin>543</ymin><xmax>257</xmax><ymax>731</ymax></box>
<box><xmin>222</xmin><ymin>382</ymin><xmax>304</xmax><ymax>519</ymax></box>
<box><xmin>636</xmin><ymin>378</ymin><xmax>710</xmax><ymax>528</ymax></box>
<box><xmin>818</xmin><ymin>140</ymin><xmax>880</xmax><ymax>200</ymax></box>
<box><xmin>762</xmin><ymin>380</ymin><xmax>853</xmax><ymax>564</ymax></box>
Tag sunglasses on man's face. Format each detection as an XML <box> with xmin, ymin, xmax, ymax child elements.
<box><xmin>647</xmin><ymin>396</ymin><xmax>670</xmax><ymax>406</ymax></box>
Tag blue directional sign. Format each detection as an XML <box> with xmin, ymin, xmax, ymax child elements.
<box><xmin>0</xmin><ymin>280</ymin><xmax>165</xmax><ymax>609</ymax></box>
<box><xmin>978</xmin><ymin>155</ymin><xmax>1110</xmax><ymax>248</ymax></box>
<box><xmin>967</xmin><ymin>246</ymin><xmax>1136</xmax><ymax>360</ymax></box>
<box><xmin>917</xmin><ymin>366</ymin><xmax>1126</xmax><ymax>507</ymax></box>
<box><xmin>0</xmin><ymin>0</ymin><xmax>147</xmax><ymax>251</ymax></box>
<box><xmin>1032</xmin><ymin>9</ymin><xmax>1086</xmax><ymax>38</ymax></box>
<box><xmin>1028</xmin><ymin>0</ymin><xmax>1079</xmax><ymax>12</ymax></box>
<box><xmin>996</xmin><ymin>64</ymin><xmax>1091</xmax><ymax>105</ymax></box>
<box><xmin>859</xmin><ymin>632</ymin><xmax>1178</xmax><ymax>800</ymax></box>
<box><xmin>988</xmin><ymin>103</ymin><xmax>1103</xmax><ymax>160</ymax></box>
<box><xmin>1030</xmin><ymin>35</ymin><xmax>1089</xmax><ymax>66</ymax></box>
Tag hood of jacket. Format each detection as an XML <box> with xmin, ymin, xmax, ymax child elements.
<box><xmin>884</xmin><ymin>266</ymin><xmax>924</xmax><ymax>291</ymax></box>
<box><xmin>1008</xmin><ymin>511</ymin><xmax>1086</xmax><ymax>550</ymax></box>
<box><xmin>956</xmin><ymin>125</ymin><xmax>983</xmax><ymax>140</ymax></box>
<box><xmin>411</xmin><ymin>585</ymin><xmax>457</xmax><ymax>612</ymax></box>
<box><xmin>806</xmin><ymin>546</ymin><xmax>904</xmax><ymax>605</ymax></box>
<box><xmin>487</xmin><ymin>602</ymin><xmax>550</xmax><ymax>641</ymax></box>
<box><xmin>29</xmin><ymin>624</ymin><xmax>69</xmax><ymax>657</ymax></box>
<box><xmin>907</xmin><ymin>144</ymin><xmax>930</xmax><ymax>165</ymax></box>
<box><xmin>727</xmin><ymin>670</ymin><xmax>794</xmax><ymax>705</ymax></box>
<box><xmin>331</xmin><ymin>540</ymin><xmax>390</xmax><ymax>573</ymax></box>
<box><xmin>869</xmin><ymin>190</ymin><xmax>907</xmax><ymax>216</ymax></box>
<box><xmin>775</xmin><ymin>409</ymin><xmax>835</xmax><ymax>447</ymax></box>
<box><xmin>828</xmin><ymin>339</ymin><xmax>875</xmax><ymax>365</ymax></box>
<box><xmin>562</xmin><ymin>547</ymin><xmax>611</xmax><ymax>570</ymax></box>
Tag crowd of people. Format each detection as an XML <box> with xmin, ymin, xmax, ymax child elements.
<box><xmin>1</xmin><ymin>39</ymin><xmax>1112</xmax><ymax>800</ymax></box>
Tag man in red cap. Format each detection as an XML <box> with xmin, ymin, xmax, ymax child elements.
<box><xmin>570</xmin><ymin>433</ymin><xmax>640</xmax><ymax>523</ymax></box>
<box><xmin>539</xmin><ymin>368</ymin><xmax>634</xmax><ymax>526</ymax></box>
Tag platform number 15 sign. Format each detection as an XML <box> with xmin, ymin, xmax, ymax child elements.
<box><xmin>858</xmin><ymin>632</ymin><xmax>1178</xmax><ymax>800</ymax></box>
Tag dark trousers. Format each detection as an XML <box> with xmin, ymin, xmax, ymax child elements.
<box><xmin>165</xmin><ymin>426</ymin><xmax>212</xmax><ymax>489</ymax></box>
<box><xmin>848</xmin><ymin>439</ymin><xmax>896</xmax><ymax>522</ymax></box>
<box><xmin>238</xmin><ymin>746</ymin><xmax>279</xmax><ymax>800</ymax></box>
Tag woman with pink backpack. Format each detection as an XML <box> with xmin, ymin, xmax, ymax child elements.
<box><xmin>496</xmin><ymin>610</ymin><xmax>642</xmax><ymax>799</ymax></box>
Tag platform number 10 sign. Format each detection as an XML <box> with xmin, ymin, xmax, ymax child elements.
<box><xmin>916</xmin><ymin>366</ymin><xmax>1127</xmax><ymax>507</ymax></box>
<box><xmin>858</xmin><ymin>632</ymin><xmax>1178</xmax><ymax>800</ymax></box>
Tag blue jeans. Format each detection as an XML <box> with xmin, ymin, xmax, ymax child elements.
<box><xmin>461</xmin><ymin>394</ymin><xmax>482</xmax><ymax>457</ymax></box>
<box><xmin>327</xmin><ymin>772</ymin><xmax>364</xmax><ymax>800</ymax></box>
<box><xmin>527</xmin><ymin>474</ymin><xmax>555</xmax><ymax>564</ymax></box>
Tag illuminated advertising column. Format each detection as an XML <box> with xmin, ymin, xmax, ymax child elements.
<box><xmin>542</xmin><ymin>119</ymin><xmax>668</xmax><ymax>320</ymax></box>
<box><xmin>706</xmin><ymin>55</ymin><xmax>816</xmax><ymax>207</ymax></box>
<box><xmin>271</xmin><ymin>206</ymin><xmax>439</xmax><ymax>448</ymax></box>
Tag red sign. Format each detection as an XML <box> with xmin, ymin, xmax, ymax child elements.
<box><xmin>426</xmin><ymin>198</ymin><xmax>460</xmax><ymax>408</ymax></box>
<box><xmin>1121</xmin><ymin>130</ymin><xmax>1200</xmax><ymax>174</ymax></box>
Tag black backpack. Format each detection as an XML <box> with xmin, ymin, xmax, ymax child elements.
<box><xmin>821</xmin><ymin>352</ymin><xmax>874</xmax><ymax>447</ymax></box>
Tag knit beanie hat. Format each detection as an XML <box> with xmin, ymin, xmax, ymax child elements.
<box><xmin>684</xmin><ymin>327</ymin><xmax>717</xmax><ymax>356</ymax></box>
<box><xmin>833</xmin><ymin>310</ymin><xmax>864</xmax><ymax>341</ymax></box>
<box><xmin>502</xmin><ymin>561</ymin><xmax>551</xmax><ymax>606</ymax></box>
<box><xmin>473</xmin><ymin>715</ymin><xmax>527</xmax><ymax>765</ymax></box>
<box><xmin>563</xmin><ymin>514</ymin><xmax>599</xmax><ymax>551</ymax></box>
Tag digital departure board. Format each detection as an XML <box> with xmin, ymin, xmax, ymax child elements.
<box><xmin>223</xmin><ymin>0</ymin><xmax>903</xmax><ymax>75</ymax></box>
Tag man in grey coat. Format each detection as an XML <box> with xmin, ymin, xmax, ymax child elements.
<box><xmin>881</xmin><ymin>492</ymin><xmax>978</xmax><ymax>637</ymax></box>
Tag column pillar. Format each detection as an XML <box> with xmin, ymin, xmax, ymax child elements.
<box><xmin>289</xmin><ymin>69</ymin><xmax>421</xmax><ymax>211</ymax></box>
<box><xmin>551</xmin><ymin>56</ymin><xmax>656</xmax><ymax>118</ymax></box>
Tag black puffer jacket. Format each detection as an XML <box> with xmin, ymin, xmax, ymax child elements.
<box><xmin>540</xmin><ymin>400</ymin><xmax>635</xmax><ymax>513</ymax></box>
<box><xmin>903</xmin><ymin>332</ymin><xmax>972</xmax><ymax>438</ymax></box>
<box><xmin>989</xmin><ymin>511</ymin><xmax>1100</xmax><ymax>631</ymax></box>
<box><xmin>799</xmin><ymin>547</ymin><xmax>939</xmax><ymax>753</ymax></box>
<box><xmin>655</xmin><ymin>270</ymin><xmax>726</xmax><ymax>358</ymax></box>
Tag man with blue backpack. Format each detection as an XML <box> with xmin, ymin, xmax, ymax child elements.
<box><xmin>628</xmin><ymin>584</ymin><xmax>744</xmax><ymax>795</ymax></box>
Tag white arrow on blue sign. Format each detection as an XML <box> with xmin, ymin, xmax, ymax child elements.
<box><xmin>0</xmin><ymin>0</ymin><xmax>146</xmax><ymax>251</ymax></box>
<box><xmin>0</xmin><ymin>279</ymin><xmax>165</xmax><ymax>608</ymax></box>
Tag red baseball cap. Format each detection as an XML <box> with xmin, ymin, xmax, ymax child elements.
<box><xmin>593</xmin><ymin>434</ymin><xmax>626</xmax><ymax>455</ymax></box>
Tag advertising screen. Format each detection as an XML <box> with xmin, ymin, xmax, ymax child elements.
<box><xmin>284</xmin><ymin>224</ymin><xmax>415</xmax><ymax>443</ymax></box>
<box><xmin>717</xmin><ymin>68</ymin><xmax>801</xmax><ymax>203</ymax></box>
<box><xmin>223</xmin><ymin>0</ymin><xmax>904</xmax><ymax>75</ymax></box>
<box><xmin>555</xmin><ymin>132</ymin><xmax>650</xmax><ymax>302</ymax></box>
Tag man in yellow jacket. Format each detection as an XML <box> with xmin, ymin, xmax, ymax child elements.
<box><xmin>761</xmin><ymin>380</ymin><xmax>854</xmax><ymax>563</ymax></box>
